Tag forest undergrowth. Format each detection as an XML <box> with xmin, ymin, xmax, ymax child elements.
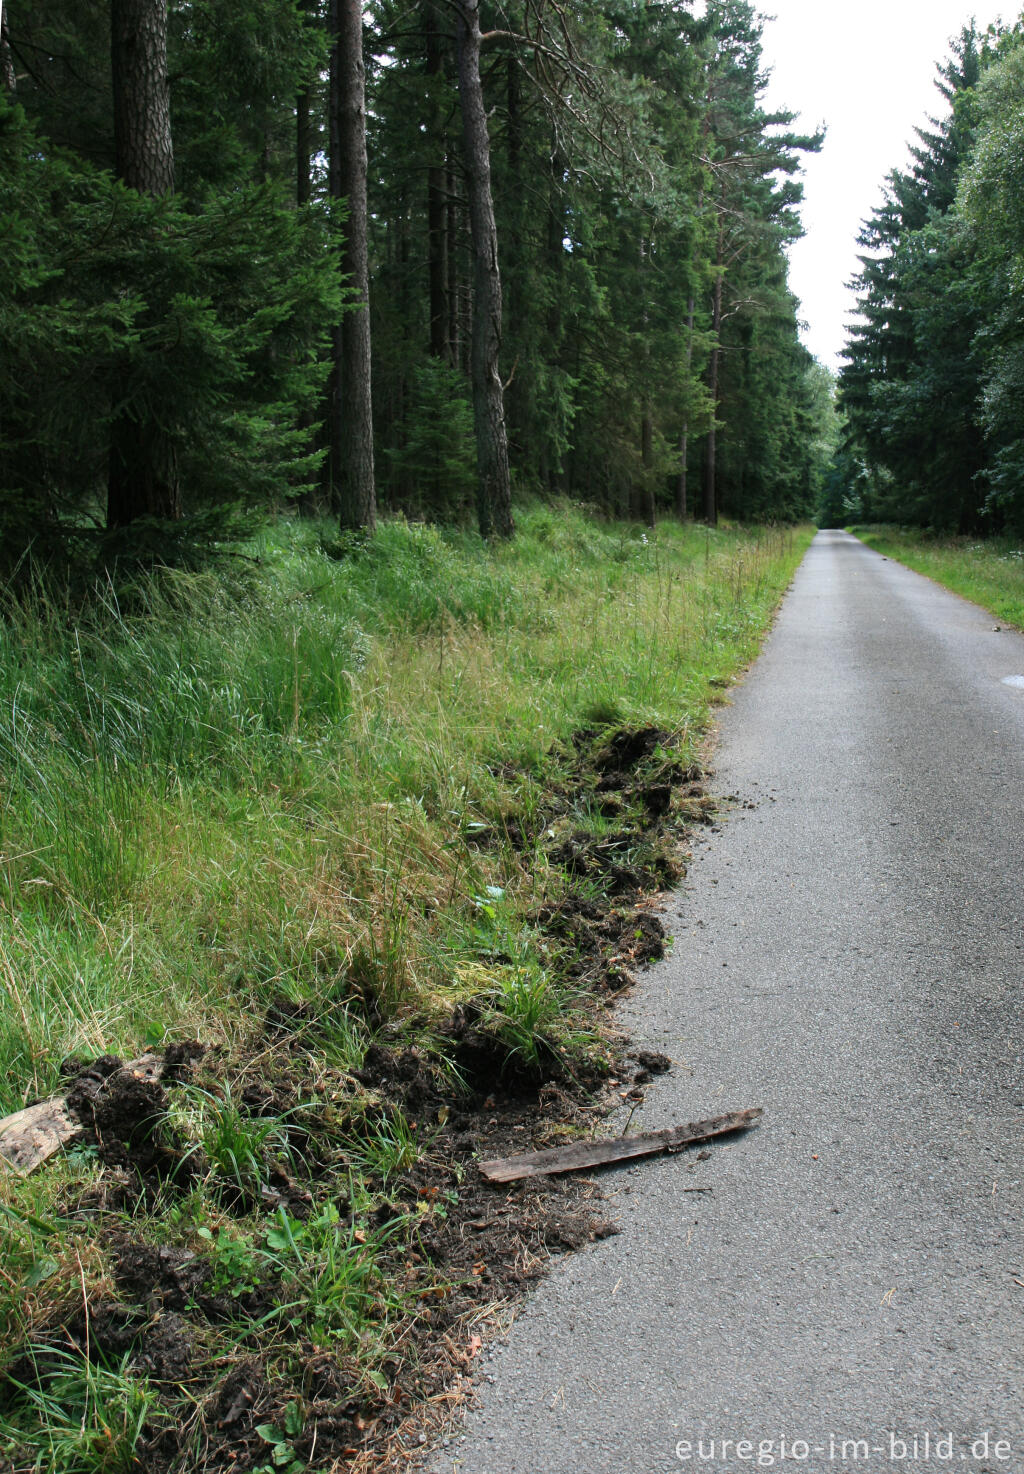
<box><xmin>854</xmin><ymin>527</ymin><xmax>1024</xmax><ymax>631</ymax></box>
<box><xmin>0</xmin><ymin>506</ymin><xmax>811</xmax><ymax>1472</ymax></box>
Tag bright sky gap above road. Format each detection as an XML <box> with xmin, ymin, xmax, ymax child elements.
<box><xmin>752</xmin><ymin>0</ymin><xmax>1009</xmax><ymax>371</ymax></box>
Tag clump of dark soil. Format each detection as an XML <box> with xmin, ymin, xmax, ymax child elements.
<box><xmin>547</xmin><ymin>827</ymin><xmax>680</xmax><ymax>895</ymax></box>
<box><xmin>63</xmin><ymin>1051</ymin><xmax>207</xmax><ymax>1199</ymax></box>
<box><xmin>111</xmin><ymin>1237</ymin><xmax>211</xmax><ymax>1311</ymax></box>
<box><xmin>437</xmin><ymin>998</ymin><xmax>564</xmax><ymax>1095</ymax></box>
<box><xmin>634</xmin><ymin>1049</ymin><xmax>671</xmax><ymax>1074</ymax></box>
<box><xmin>354</xmin><ymin>1043</ymin><xmax>446</xmax><ymax>1113</ymax></box>
<box><xmin>537</xmin><ymin>894</ymin><xmax>667</xmax><ymax>997</ymax></box>
<box><xmin>493</xmin><ymin>724</ymin><xmax>713</xmax><ymax>998</ymax></box>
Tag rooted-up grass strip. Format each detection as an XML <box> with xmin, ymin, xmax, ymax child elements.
<box><xmin>0</xmin><ymin>507</ymin><xmax>810</xmax><ymax>1111</ymax></box>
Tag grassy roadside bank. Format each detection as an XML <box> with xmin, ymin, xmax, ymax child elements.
<box><xmin>0</xmin><ymin>507</ymin><xmax>811</xmax><ymax>1471</ymax></box>
<box><xmin>854</xmin><ymin>526</ymin><xmax>1024</xmax><ymax>630</ymax></box>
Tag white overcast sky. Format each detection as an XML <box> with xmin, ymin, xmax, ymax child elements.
<box><xmin>751</xmin><ymin>0</ymin><xmax>1011</xmax><ymax>369</ymax></box>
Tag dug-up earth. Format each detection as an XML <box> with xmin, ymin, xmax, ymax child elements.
<box><xmin>0</xmin><ymin>724</ymin><xmax>715</xmax><ymax>1473</ymax></box>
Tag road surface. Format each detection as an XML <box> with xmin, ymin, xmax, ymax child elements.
<box><xmin>430</xmin><ymin>530</ymin><xmax>1024</xmax><ymax>1474</ymax></box>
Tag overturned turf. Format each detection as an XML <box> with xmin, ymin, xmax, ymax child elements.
<box><xmin>0</xmin><ymin>725</ymin><xmax>712</xmax><ymax>1471</ymax></box>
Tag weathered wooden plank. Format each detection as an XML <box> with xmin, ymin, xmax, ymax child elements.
<box><xmin>0</xmin><ymin>1100</ymin><xmax>80</xmax><ymax>1175</ymax></box>
<box><xmin>479</xmin><ymin>1107</ymin><xmax>762</xmax><ymax>1184</ymax></box>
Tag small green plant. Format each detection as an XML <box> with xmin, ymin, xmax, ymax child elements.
<box><xmin>255</xmin><ymin>1402</ymin><xmax>306</xmax><ymax>1474</ymax></box>
<box><xmin>462</xmin><ymin>885</ymin><xmax>535</xmax><ymax>964</ymax></box>
<box><xmin>580</xmin><ymin>695</ymin><xmax>626</xmax><ymax>727</ymax></box>
<box><xmin>346</xmin><ymin>1106</ymin><xmax>419</xmax><ymax>1182</ymax></box>
<box><xmin>346</xmin><ymin>916</ymin><xmax>412</xmax><ymax>1026</ymax></box>
<box><xmin>484</xmin><ymin>965</ymin><xmax>562</xmax><ymax>1070</ymax></box>
<box><xmin>196</xmin><ymin>1224</ymin><xmax>264</xmax><ymax>1298</ymax></box>
<box><xmin>263</xmin><ymin>1203</ymin><xmax>405</xmax><ymax>1352</ymax></box>
<box><xmin>318</xmin><ymin>1004</ymin><xmax>369</xmax><ymax>1073</ymax></box>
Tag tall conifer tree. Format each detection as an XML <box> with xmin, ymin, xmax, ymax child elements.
<box><xmin>329</xmin><ymin>0</ymin><xmax>377</xmax><ymax>530</ymax></box>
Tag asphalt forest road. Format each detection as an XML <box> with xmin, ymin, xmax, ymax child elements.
<box><xmin>429</xmin><ymin>530</ymin><xmax>1024</xmax><ymax>1474</ymax></box>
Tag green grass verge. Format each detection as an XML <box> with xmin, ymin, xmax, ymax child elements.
<box><xmin>0</xmin><ymin>504</ymin><xmax>812</xmax><ymax>1468</ymax></box>
<box><xmin>854</xmin><ymin>526</ymin><xmax>1024</xmax><ymax>630</ymax></box>
<box><xmin>0</xmin><ymin>505</ymin><xmax>811</xmax><ymax>1114</ymax></box>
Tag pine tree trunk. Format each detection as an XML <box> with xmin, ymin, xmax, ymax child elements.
<box><xmin>505</xmin><ymin>54</ymin><xmax>526</xmax><ymax>462</ymax></box>
<box><xmin>677</xmin><ymin>294</ymin><xmax>695</xmax><ymax>520</ymax></box>
<box><xmin>328</xmin><ymin>0</ymin><xmax>376</xmax><ymax>531</ymax></box>
<box><xmin>455</xmin><ymin>0</ymin><xmax>514</xmax><ymax>540</ymax></box>
<box><xmin>294</xmin><ymin>22</ymin><xmax>318</xmax><ymax>512</ymax></box>
<box><xmin>296</xmin><ymin>0</ymin><xmax>313</xmax><ymax>214</ymax></box>
<box><xmin>111</xmin><ymin>0</ymin><xmax>174</xmax><ymax>196</ymax></box>
<box><xmin>425</xmin><ymin>3</ymin><xmax>450</xmax><ymax>362</ymax></box>
<box><xmin>107</xmin><ymin>0</ymin><xmax>179</xmax><ymax>529</ymax></box>
<box><xmin>703</xmin><ymin>214</ymin><xmax>724</xmax><ymax>528</ymax></box>
<box><xmin>544</xmin><ymin>142</ymin><xmax>566</xmax><ymax>493</ymax></box>
<box><xmin>447</xmin><ymin>163</ymin><xmax>462</xmax><ymax>367</ymax></box>
<box><xmin>427</xmin><ymin>175</ymin><xmax>450</xmax><ymax>361</ymax></box>
<box><xmin>637</xmin><ymin>236</ymin><xmax>656</xmax><ymax>527</ymax></box>
<box><xmin>1</xmin><ymin>6</ymin><xmax>16</xmax><ymax>94</ymax></box>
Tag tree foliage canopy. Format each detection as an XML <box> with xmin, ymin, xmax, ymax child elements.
<box><xmin>839</xmin><ymin>19</ymin><xmax>1024</xmax><ymax>535</ymax></box>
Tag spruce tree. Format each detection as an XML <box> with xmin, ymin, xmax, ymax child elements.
<box><xmin>328</xmin><ymin>0</ymin><xmax>377</xmax><ymax>531</ymax></box>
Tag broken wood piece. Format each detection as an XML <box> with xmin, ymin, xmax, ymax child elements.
<box><xmin>0</xmin><ymin>1052</ymin><xmax>163</xmax><ymax>1176</ymax></box>
<box><xmin>119</xmin><ymin>1053</ymin><xmax>163</xmax><ymax>1084</ymax></box>
<box><xmin>478</xmin><ymin>1107</ymin><xmax>762</xmax><ymax>1183</ymax></box>
<box><xmin>0</xmin><ymin>1100</ymin><xmax>81</xmax><ymax>1176</ymax></box>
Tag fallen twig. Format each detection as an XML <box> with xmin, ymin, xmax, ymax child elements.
<box><xmin>478</xmin><ymin>1108</ymin><xmax>762</xmax><ymax>1183</ymax></box>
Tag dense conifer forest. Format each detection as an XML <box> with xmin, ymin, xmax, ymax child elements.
<box><xmin>0</xmin><ymin>0</ymin><xmax>835</xmax><ymax>573</ymax></box>
<box><xmin>835</xmin><ymin>18</ymin><xmax>1024</xmax><ymax>535</ymax></box>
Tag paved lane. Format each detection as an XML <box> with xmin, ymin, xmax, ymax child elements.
<box><xmin>431</xmin><ymin>531</ymin><xmax>1024</xmax><ymax>1474</ymax></box>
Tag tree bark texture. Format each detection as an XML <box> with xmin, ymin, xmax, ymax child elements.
<box><xmin>636</xmin><ymin>237</ymin><xmax>655</xmax><ymax>527</ymax></box>
<box><xmin>677</xmin><ymin>294</ymin><xmax>695</xmax><ymax>520</ymax></box>
<box><xmin>111</xmin><ymin>0</ymin><xmax>174</xmax><ymax>197</ymax></box>
<box><xmin>455</xmin><ymin>0</ymin><xmax>514</xmax><ymax>540</ymax></box>
<box><xmin>425</xmin><ymin>3</ymin><xmax>450</xmax><ymax>362</ymax></box>
<box><xmin>1</xmin><ymin>4</ymin><xmax>16</xmax><ymax>95</ymax></box>
<box><xmin>107</xmin><ymin>0</ymin><xmax>179</xmax><ymax>528</ymax></box>
<box><xmin>683</xmin><ymin>118</ymin><xmax>710</xmax><ymax>522</ymax></box>
<box><xmin>294</xmin><ymin>8</ymin><xmax>317</xmax><ymax>512</ymax></box>
<box><xmin>505</xmin><ymin>54</ymin><xmax>527</xmax><ymax>459</ymax></box>
<box><xmin>328</xmin><ymin>0</ymin><xmax>376</xmax><ymax>530</ymax></box>
<box><xmin>446</xmin><ymin>164</ymin><xmax>466</xmax><ymax>371</ymax></box>
<box><xmin>703</xmin><ymin>213</ymin><xmax>724</xmax><ymax>528</ymax></box>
